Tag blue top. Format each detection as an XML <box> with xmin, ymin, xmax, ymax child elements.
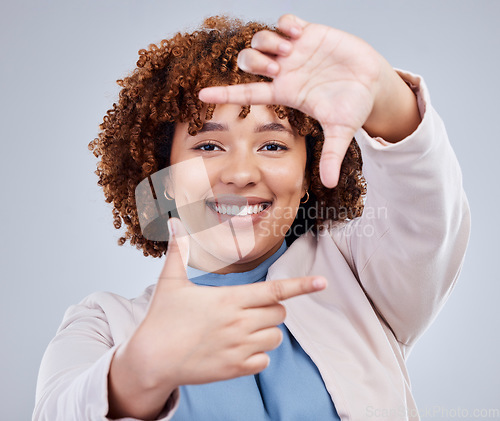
<box><xmin>172</xmin><ymin>241</ymin><xmax>340</xmax><ymax>421</ymax></box>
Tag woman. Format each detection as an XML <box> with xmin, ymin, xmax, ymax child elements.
<box><xmin>34</xmin><ymin>13</ymin><xmax>470</xmax><ymax>421</ymax></box>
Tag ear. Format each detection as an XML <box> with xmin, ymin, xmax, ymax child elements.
<box><xmin>302</xmin><ymin>172</ymin><xmax>310</xmax><ymax>195</ymax></box>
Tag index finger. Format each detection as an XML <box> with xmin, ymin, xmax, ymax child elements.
<box><xmin>236</xmin><ymin>276</ymin><xmax>327</xmax><ymax>308</ymax></box>
<box><xmin>198</xmin><ymin>82</ymin><xmax>274</xmax><ymax>105</ymax></box>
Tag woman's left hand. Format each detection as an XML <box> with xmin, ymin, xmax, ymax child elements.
<box><xmin>199</xmin><ymin>14</ymin><xmax>420</xmax><ymax>188</ymax></box>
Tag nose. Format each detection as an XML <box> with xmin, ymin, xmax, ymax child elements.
<box><xmin>219</xmin><ymin>149</ymin><xmax>262</xmax><ymax>188</ymax></box>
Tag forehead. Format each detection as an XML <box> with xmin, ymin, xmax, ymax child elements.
<box><xmin>176</xmin><ymin>104</ymin><xmax>296</xmax><ymax>136</ymax></box>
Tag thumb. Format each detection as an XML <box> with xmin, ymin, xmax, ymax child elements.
<box><xmin>158</xmin><ymin>217</ymin><xmax>191</xmax><ymax>286</ymax></box>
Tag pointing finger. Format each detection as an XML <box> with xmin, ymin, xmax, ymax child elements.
<box><xmin>237</xmin><ymin>276</ymin><xmax>327</xmax><ymax>308</ymax></box>
<box><xmin>199</xmin><ymin>82</ymin><xmax>275</xmax><ymax>105</ymax></box>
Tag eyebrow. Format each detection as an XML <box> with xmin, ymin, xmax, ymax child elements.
<box><xmin>198</xmin><ymin>121</ymin><xmax>294</xmax><ymax>135</ymax></box>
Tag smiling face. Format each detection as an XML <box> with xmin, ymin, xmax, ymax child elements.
<box><xmin>168</xmin><ymin>104</ymin><xmax>309</xmax><ymax>274</ymax></box>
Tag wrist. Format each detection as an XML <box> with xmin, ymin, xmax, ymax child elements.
<box><xmin>107</xmin><ymin>339</ymin><xmax>177</xmax><ymax>419</ymax></box>
<box><xmin>123</xmin><ymin>328</ymin><xmax>180</xmax><ymax>391</ymax></box>
<box><xmin>363</xmin><ymin>62</ymin><xmax>421</xmax><ymax>143</ymax></box>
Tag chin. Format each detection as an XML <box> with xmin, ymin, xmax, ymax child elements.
<box><xmin>189</xmin><ymin>224</ymin><xmax>257</xmax><ymax>271</ymax></box>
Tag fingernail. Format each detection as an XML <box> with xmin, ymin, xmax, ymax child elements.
<box><xmin>267</xmin><ymin>62</ymin><xmax>279</xmax><ymax>75</ymax></box>
<box><xmin>290</xmin><ymin>26</ymin><xmax>302</xmax><ymax>37</ymax></box>
<box><xmin>312</xmin><ymin>277</ymin><xmax>327</xmax><ymax>289</ymax></box>
<box><xmin>167</xmin><ymin>218</ymin><xmax>176</xmax><ymax>237</ymax></box>
<box><xmin>278</xmin><ymin>42</ymin><xmax>292</xmax><ymax>54</ymax></box>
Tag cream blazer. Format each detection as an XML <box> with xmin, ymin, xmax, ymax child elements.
<box><xmin>33</xmin><ymin>71</ymin><xmax>471</xmax><ymax>421</ymax></box>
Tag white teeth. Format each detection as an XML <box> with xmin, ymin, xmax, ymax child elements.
<box><xmin>253</xmin><ymin>204</ymin><xmax>262</xmax><ymax>214</ymax></box>
<box><xmin>238</xmin><ymin>207</ymin><xmax>248</xmax><ymax>216</ymax></box>
<box><xmin>212</xmin><ymin>203</ymin><xmax>268</xmax><ymax>216</ymax></box>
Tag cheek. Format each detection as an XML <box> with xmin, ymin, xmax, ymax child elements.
<box><xmin>170</xmin><ymin>157</ymin><xmax>212</xmax><ymax>205</ymax></box>
<box><xmin>265</xmin><ymin>161</ymin><xmax>305</xmax><ymax>201</ymax></box>
<box><xmin>169</xmin><ymin>158</ymin><xmax>214</xmax><ymax>236</ymax></box>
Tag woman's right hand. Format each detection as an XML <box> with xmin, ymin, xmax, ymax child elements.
<box><xmin>107</xmin><ymin>217</ymin><xmax>327</xmax><ymax>419</ymax></box>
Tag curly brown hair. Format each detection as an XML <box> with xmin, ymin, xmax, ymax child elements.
<box><xmin>88</xmin><ymin>15</ymin><xmax>366</xmax><ymax>258</ymax></box>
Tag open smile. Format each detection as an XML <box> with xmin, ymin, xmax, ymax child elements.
<box><xmin>206</xmin><ymin>201</ymin><xmax>272</xmax><ymax>216</ymax></box>
<box><xmin>205</xmin><ymin>195</ymin><xmax>273</xmax><ymax>226</ymax></box>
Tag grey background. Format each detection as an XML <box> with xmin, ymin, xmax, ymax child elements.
<box><xmin>1</xmin><ymin>0</ymin><xmax>498</xmax><ymax>419</ymax></box>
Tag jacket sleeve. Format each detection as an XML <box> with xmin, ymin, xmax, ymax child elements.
<box><xmin>33</xmin><ymin>293</ymin><xmax>180</xmax><ymax>421</ymax></box>
<box><xmin>329</xmin><ymin>70</ymin><xmax>471</xmax><ymax>351</ymax></box>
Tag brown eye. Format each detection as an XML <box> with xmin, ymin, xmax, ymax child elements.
<box><xmin>260</xmin><ymin>142</ymin><xmax>288</xmax><ymax>152</ymax></box>
<box><xmin>193</xmin><ymin>141</ymin><xmax>222</xmax><ymax>152</ymax></box>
